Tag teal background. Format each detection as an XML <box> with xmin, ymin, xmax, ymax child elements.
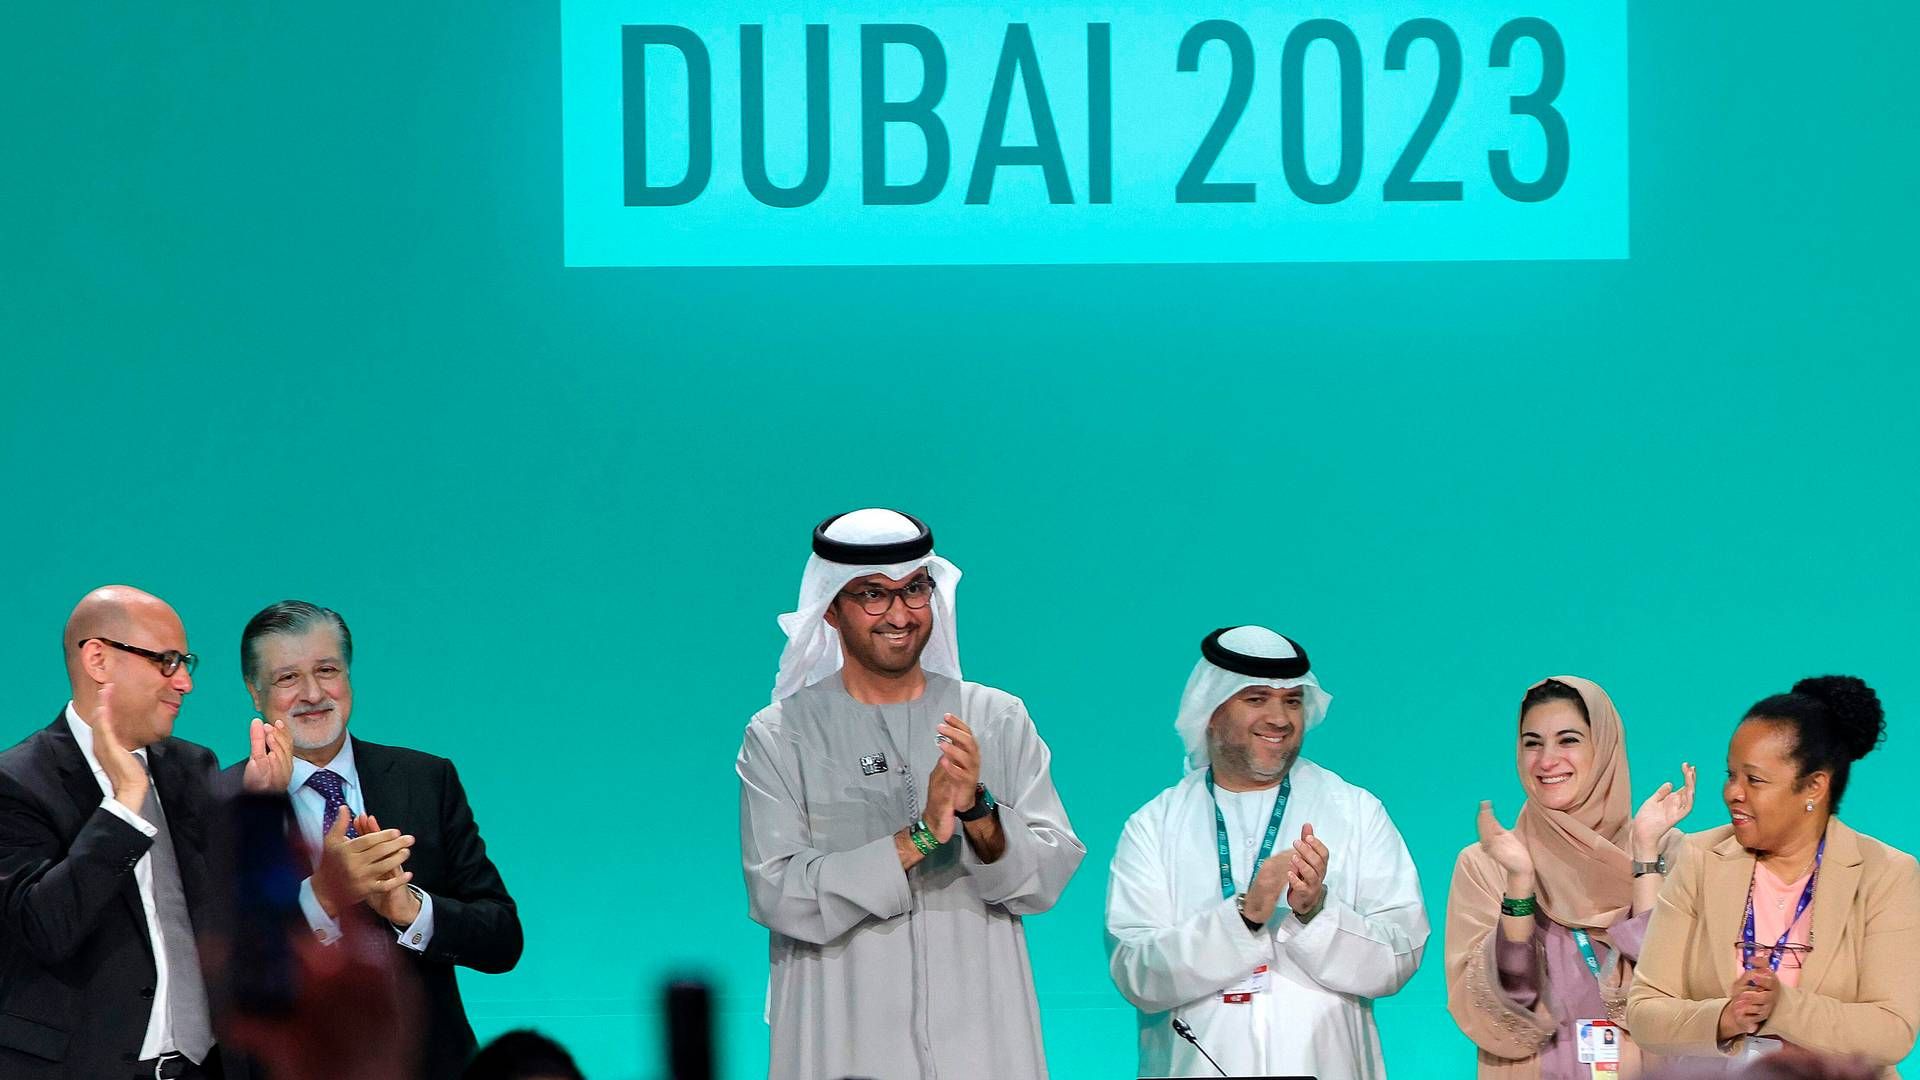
<box><xmin>3</xmin><ymin>3</ymin><xmax>1915</xmax><ymax>1077</ymax></box>
<box><xmin>562</xmin><ymin>0</ymin><xmax>1628</xmax><ymax>265</ymax></box>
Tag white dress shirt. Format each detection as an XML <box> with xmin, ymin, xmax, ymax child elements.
<box><xmin>288</xmin><ymin>736</ymin><xmax>434</xmax><ymax>951</ymax></box>
<box><xmin>64</xmin><ymin>702</ymin><xmax>177</xmax><ymax>1060</ymax></box>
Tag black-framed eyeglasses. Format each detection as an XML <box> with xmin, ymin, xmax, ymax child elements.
<box><xmin>838</xmin><ymin>578</ymin><xmax>937</xmax><ymax>616</ymax></box>
<box><xmin>1733</xmin><ymin>940</ymin><xmax>1813</xmax><ymax>970</ymax></box>
<box><xmin>77</xmin><ymin>637</ymin><xmax>198</xmax><ymax>677</ymax></box>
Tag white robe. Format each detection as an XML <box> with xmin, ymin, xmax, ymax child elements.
<box><xmin>1107</xmin><ymin>758</ymin><xmax>1429</xmax><ymax>1079</ymax></box>
<box><xmin>738</xmin><ymin>672</ymin><xmax>1085</xmax><ymax>1080</ymax></box>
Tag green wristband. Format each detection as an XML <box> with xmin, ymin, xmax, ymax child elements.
<box><xmin>910</xmin><ymin>819</ymin><xmax>939</xmax><ymax>855</ymax></box>
<box><xmin>1500</xmin><ymin>894</ymin><xmax>1538</xmax><ymax>917</ymax></box>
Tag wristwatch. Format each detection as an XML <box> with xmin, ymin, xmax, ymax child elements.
<box><xmin>1632</xmin><ymin>854</ymin><xmax>1668</xmax><ymax>877</ymax></box>
<box><xmin>1234</xmin><ymin>894</ymin><xmax>1265</xmax><ymax>931</ymax></box>
<box><xmin>955</xmin><ymin>784</ymin><xmax>997</xmax><ymax>822</ymax></box>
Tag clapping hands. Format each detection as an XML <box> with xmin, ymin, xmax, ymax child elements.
<box><xmin>1632</xmin><ymin>762</ymin><xmax>1697</xmax><ymax>858</ymax></box>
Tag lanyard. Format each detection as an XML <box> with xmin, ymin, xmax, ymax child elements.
<box><xmin>1742</xmin><ymin>835</ymin><xmax>1824</xmax><ymax>972</ymax></box>
<box><xmin>1205</xmin><ymin>769</ymin><xmax>1292</xmax><ymax>900</ymax></box>
<box><xmin>1569</xmin><ymin>929</ymin><xmax>1604</xmax><ymax>981</ymax></box>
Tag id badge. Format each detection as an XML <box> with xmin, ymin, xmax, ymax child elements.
<box><xmin>1576</xmin><ymin>1019</ymin><xmax>1621</xmax><ymax>1065</ymax></box>
<box><xmin>1221</xmin><ymin>965</ymin><xmax>1269</xmax><ymax>1004</ymax></box>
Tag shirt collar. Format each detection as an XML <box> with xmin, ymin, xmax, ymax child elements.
<box><xmin>290</xmin><ymin>733</ymin><xmax>360</xmax><ymax>795</ymax></box>
<box><xmin>64</xmin><ymin>700</ymin><xmax>150</xmax><ymax>778</ymax></box>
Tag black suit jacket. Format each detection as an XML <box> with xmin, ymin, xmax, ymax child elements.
<box><xmin>0</xmin><ymin>710</ymin><xmax>227</xmax><ymax>1080</ymax></box>
<box><xmin>226</xmin><ymin>736</ymin><xmax>522</xmax><ymax>1080</ymax></box>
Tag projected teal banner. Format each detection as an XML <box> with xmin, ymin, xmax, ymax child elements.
<box><xmin>561</xmin><ymin>1</ymin><xmax>1627</xmax><ymax>266</ymax></box>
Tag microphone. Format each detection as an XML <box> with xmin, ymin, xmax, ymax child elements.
<box><xmin>1171</xmin><ymin>1017</ymin><xmax>1227</xmax><ymax>1077</ymax></box>
<box><xmin>665</xmin><ymin>979</ymin><xmax>715</xmax><ymax>1080</ymax></box>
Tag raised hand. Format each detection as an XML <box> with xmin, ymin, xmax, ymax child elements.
<box><xmin>1477</xmin><ymin>801</ymin><xmax>1536</xmax><ymax>896</ymax></box>
<box><xmin>923</xmin><ymin>713</ymin><xmax>981</xmax><ymax>842</ymax></box>
<box><xmin>1286</xmin><ymin>823</ymin><xmax>1330</xmax><ymax>916</ymax></box>
<box><xmin>937</xmin><ymin>714</ymin><xmax>980</xmax><ymax>807</ymax></box>
<box><xmin>922</xmin><ymin>759</ymin><xmax>959</xmax><ymax>843</ymax></box>
<box><xmin>225</xmin><ymin>917</ymin><xmax>423</xmax><ymax>1080</ymax></box>
<box><xmin>1632</xmin><ymin>762</ymin><xmax>1697</xmax><ymax>858</ymax></box>
<box><xmin>311</xmin><ymin>806</ymin><xmax>415</xmax><ymax>918</ymax></box>
<box><xmin>242</xmin><ymin>716</ymin><xmax>295</xmax><ymax>794</ymax></box>
<box><xmin>355</xmin><ymin>812</ymin><xmax>424</xmax><ymax>926</ymax></box>
<box><xmin>91</xmin><ymin>684</ymin><xmax>150</xmax><ymax>813</ymax></box>
<box><xmin>1241</xmin><ymin>848</ymin><xmax>1289</xmax><ymax>926</ymax></box>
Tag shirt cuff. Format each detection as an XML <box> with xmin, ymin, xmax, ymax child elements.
<box><xmin>299</xmin><ymin>877</ymin><xmax>344</xmax><ymax>945</ymax></box>
<box><xmin>392</xmin><ymin>886</ymin><xmax>434</xmax><ymax>952</ymax></box>
<box><xmin>1494</xmin><ymin>933</ymin><xmax>1542</xmax><ymax>1001</ymax></box>
<box><xmin>100</xmin><ymin>795</ymin><xmax>158</xmax><ymax>838</ymax></box>
<box><xmin>1269</xmin><ymin>890</ymin><xmax>1349</xmax><ymax>954</ymax></box>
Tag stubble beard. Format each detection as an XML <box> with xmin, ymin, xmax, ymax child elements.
<box><xmin>845</xmin><ymin>623</ymin><xmax>930</xmax><ymax>679</ymax></box>
<box><xmin>1210</xmin><ymin>735</ymin><xmax>1299</xmax><ymax>786</ymax></box>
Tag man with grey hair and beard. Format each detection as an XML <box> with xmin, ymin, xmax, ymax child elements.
<box><xmin>231</xmin><ymin>600</ymin><xmax>522</xmax><ymax>1080</ymax></box>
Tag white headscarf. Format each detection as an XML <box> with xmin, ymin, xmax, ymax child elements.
<box><xmin>772</xmin><ymin>508</ymin><xmax>963</xmax><ymax>702</ymax></box>
<box><xmin>1174</xmin><ymin>625</ymin><xmax>1332</xmax><ymax>770</ymax></box>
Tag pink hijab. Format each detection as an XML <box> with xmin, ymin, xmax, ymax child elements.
<box><xmin>1512</xmin><ymin>675</ymin><xmax>1635</xmax><ymax>933</ymax></box>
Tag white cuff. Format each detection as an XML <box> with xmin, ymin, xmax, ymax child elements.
<box><xmin>299</xmin><ymin>877</ymin><xmax>344</xmax><ymax>945</ymax></box>
<box><xmin>392</xmin><ymin>886</ymin><xmax>435</xmax><ymax>952</ymax></box>
<box><xmin>100</xmin><ymin>795</ymin><xmax>157</xmax><ymax>837</ymax></box>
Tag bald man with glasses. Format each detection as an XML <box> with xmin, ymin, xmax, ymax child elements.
<box><xmin>0</xmin><ymin>585</ymin><xmax>293</xmax><ymax>1080</ymax></box>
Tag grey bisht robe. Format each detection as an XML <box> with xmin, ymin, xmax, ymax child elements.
<box><xmin>738</xmin><ymin>672</ymin><xmax>1084</xmax><ymax>1080</ymax></box>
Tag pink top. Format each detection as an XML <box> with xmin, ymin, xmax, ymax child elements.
<box><xmin>1495</xmin><ymin>912</ymin><xmax>1651</xmax><ymax>1080</ymax></box>
<box><xmin>1749</xmin><ymin>863</ymin><xmax>1815</xmax><ymax>988</ymax></box>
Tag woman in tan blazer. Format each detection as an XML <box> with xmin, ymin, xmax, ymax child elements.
<box><xmin>1628</xmin><ymin>675</ymin><xmax>1920</xmax><ymax>1077</ymax></box>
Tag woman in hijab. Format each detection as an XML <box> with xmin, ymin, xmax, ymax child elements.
<box><xmin>1446</xmin><ymin>676</ymin><xmax>1698</xmax><ymax>1078</ymax></box>
<box><xmin>1627</xmin><ymin>676</ymin><xmax>1920</xmax><ymax>1077</ymax></box>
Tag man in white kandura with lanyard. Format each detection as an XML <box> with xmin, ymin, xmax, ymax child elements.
<box><xmin>737</xmin><ymin>508</ymin><xmax>1084</xmax><ymax>1080</ymax></box>
<box><xmin>1106</xmin><ymin>626</ymin><xmax>1429</xmax><ymax>1079</ymax></box>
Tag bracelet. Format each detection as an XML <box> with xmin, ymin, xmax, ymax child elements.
<box><xmin>1500</xmin><ymin>894</ymin><xmax>1538</xmax><ymax>917</ymax></box>
<box><xmin>909</xmin><ymin>819</ymin><xmax>939</xmax><ymax>855</ymax></box>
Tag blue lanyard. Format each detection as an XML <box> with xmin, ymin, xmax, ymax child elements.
<box><xmin>1205</xmin><ymin>769</ymin><xmax>1292</xmax><ymax>900</ymax></box>
<box><xmin>1742</xmin><ymin>835</ymin><xmax>1824</xmax><ymax>972</ymax></box>
<box><xmin>1569</xmin><ymin>929</ymin><xmax>1604</xmax><ymax>981</ymax></box>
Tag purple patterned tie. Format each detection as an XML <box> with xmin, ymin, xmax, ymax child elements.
<box><xmin>304</xmin><ymin>768</ymin><xmax>359</xmax><ymax>839</ymax></box>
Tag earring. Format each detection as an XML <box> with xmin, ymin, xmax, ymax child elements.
<box><xmin>1805</xmin><ymin>800</ymin><xmax>1815</xmax><ymax>812</ymax></box>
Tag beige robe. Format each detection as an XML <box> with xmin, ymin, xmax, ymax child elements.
<box><xmin>1446</xmin><ymin>838</ymin><xmax>1676</xmax><ymax>1079</ymax></box>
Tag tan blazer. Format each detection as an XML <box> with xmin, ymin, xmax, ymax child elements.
<box><xmin>1626</xmin><ymin>818</ymin><xmax>1920</xmax><ymax>1077</ymax></box>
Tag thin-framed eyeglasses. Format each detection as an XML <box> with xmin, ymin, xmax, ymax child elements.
<box><xmin>839</xmin><ymin>578</ymin><xmax>937</xmax><ymax>616</ymax></box>
<box><xmin>77</xmin><ymin>637</ymin><xmax>199</xmax><ymax>677</ymax></box>
<box><xmin>1733</xmin><ymin>941</ymin><xmax>1813</xmax><ymax>970</ymax></box>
